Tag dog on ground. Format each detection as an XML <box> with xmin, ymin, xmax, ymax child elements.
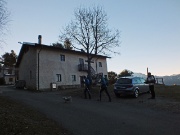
<box><xmin>62</xmin><ymin>96</ymin><xmax>72</xmax><ymax>103</ymax></box>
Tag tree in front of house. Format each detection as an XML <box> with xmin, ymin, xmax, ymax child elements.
<box><xmin>118</xmin><ymin>69</ymin><xmax>134</xmax><ymax>77</ymax></box>
<box><xmin>59</xmin><ymin>6</ymin><xmax>120</xmax><ymax>79</ymax></box>
<box><xmin>52</xmin><ymin>42</ymin><xmax>64</xmax><ymax>48</ymax></box>
<box><xmin>108</xmin><ymin>71</ymin><xmax>117</xmax><ymax>85</ymax></box>
<box><xmin>64</xmin><ymin>38</ymin><xmax>73</xmax><ymax>50</ymax></box>
<box><xmin>1</xmin><ymin>50</ymin><xmax>17</xmax><ymax>67</ymax></box>
<box><xmin>52</xmin><ymin>38</ymin><xmax>73</xmax><ymax>50</ymax></box>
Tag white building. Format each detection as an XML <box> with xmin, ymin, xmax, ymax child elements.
<box><xmin>0</xmin><ymin>66</ymin><xmax>16</xmax><ymax>85</ymax></box>
<box><xmin>16</xmin><ymin>42</ymin><xmax>109</xmax><ymax>91</ymax></box>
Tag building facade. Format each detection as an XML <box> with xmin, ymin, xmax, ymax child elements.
<box><xmin>0</xmin><ymin>66</ymin><xmax>16</xmax><ymax>85</ymax></box>
<box><xmin>16</xmin><ymin>43</ymin><xmax>109</xmax><ymax>91</ymax></box>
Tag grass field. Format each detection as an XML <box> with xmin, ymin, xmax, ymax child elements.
<box><xmin>155</xmin><ymin>85</ymin><xmax>180</xmax><ymax>102</ymax></box>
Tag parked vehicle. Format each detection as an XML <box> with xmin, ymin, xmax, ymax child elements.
<box><xmin>114</xmin><ymin>76</ymin><xmax>149</xmax><ymax>98</ymax></box>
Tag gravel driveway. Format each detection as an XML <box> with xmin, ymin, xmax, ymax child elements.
<box><xmin>1</xmin><ymin>86</ymin><xmax>180</xmax><ymax>135</ymax></box>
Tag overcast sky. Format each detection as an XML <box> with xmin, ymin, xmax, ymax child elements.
<box><xmin>1</xmin><ymin>0</ymin><xmax>180</xmax><ymax>76</ymax></box>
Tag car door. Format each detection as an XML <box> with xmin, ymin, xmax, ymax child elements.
<box><xmin>140</xmin><ymin>78</ymin><xmax>149</xmax><ymax>92</ymax></box>
<box><xmin>135</xmin><ymin>78</ymin><xmax>144</xmax><ymax>93</ymax></box>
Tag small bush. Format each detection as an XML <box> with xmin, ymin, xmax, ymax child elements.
<box><xmin>0</xmin><ymin>77</ymin><xmax>5</xmax><ymax>85</ymax></box>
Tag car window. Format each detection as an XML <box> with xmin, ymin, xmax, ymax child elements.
<box><xmin>132</xmin><ymin>79</ymin><xmax>138</xmax><ymax>84</ymax></box>
<box><xmin>140</xmin><ymin>78</ymin><xmax>146</xmax><ymax>83</ymax></box>
<box><xmin>116</xmin><ymin>78</ymin><xmax>132</xmax><ymax>84</ymax></box>
<box><xmin>136</xmin><ymin>78</ymin><xmax>142</xmax><ymax>84</ymax></box>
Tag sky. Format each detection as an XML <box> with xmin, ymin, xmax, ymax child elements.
<box><xmin>1</xmin><ymin>0</ymin><xmax>180</xmax><ymax>76</ymax></box>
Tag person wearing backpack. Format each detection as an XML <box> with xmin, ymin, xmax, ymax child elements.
<box><xmin>146</xmin><ymin>72</ymin><xmax>156</xmax><ymax>99</ymax></box>
<box><xmin>83</xmin><ymin>76</ymin><xmax>91</xmax><ymax>99</ymax></box>
<box><xmin>98</xmin><ymin>75</ymin><xmax>111</xmax><ymax>102</ymax></box>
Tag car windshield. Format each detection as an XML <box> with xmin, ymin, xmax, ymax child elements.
<box><xmin>116</xmin><ymin>78</ymin><xmax>132</xmax><ymax>84</ymax></box>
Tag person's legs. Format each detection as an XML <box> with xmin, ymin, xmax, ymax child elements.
<box><xmin>99</xmin><ymin>87</ymin><xmax>104</xmax><ymax>101</ymax></box>
<box><xmin>84</xmin><ymin>87</ymin><xmax>87</xmax><ymax>99</ymax></box>
<box><xmin>149</xmin><ymin>85</ymin><xmax>155</xmax><ymax>99</ymax></box>
<box><xmin>105</xmin><ymin>87</ymin><xmax>111</xmax><ymax>102</ymax></box>
<box><xmin>151</xmin><ymin>85</ymin><xmax>155</xmax><ymax>98</ymax></box>
<box><xmin>87</xmin><ymin>86</ymin><xmax>91</xmax><ymax>99</ymax></box>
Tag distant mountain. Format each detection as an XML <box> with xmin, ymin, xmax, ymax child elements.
<box><xmin>162</xmin><ymin>74</ymin><xmax>180</xmax><ymax>85</ymax></box>
<box><xmin>133</xmin><ymin>73</ymin><xmax>180</xmax><ymax>85</ymax></box>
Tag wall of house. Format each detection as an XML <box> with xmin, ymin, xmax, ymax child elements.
<box><xmin>92</xmin><ymin>57</ymin><xmax>108</xmax><ymax>76</ymax></box>
<box><xmin>18</xmin><ymin>47</ymin><xmax>37</xmax><ymax>90</ymax></box>
<box><xmin>38</xmin><ymin>49</ymin><xmax>108</xmax><ymax>90</ymax></box>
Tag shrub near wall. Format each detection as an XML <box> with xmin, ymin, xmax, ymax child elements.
<box><xmin>0</xmin><ymin>78</ymin><xmax>5</xmax><ymax>85</ymax></box>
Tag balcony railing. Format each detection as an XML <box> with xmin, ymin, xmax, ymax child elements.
<box><xmin>78</xmin><ymin>64</ymin><xmax>88</xmax><ymax>71</ymax></box>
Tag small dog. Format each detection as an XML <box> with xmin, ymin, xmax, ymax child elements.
<box><xmin>62</xmin><ymin>96</ymin><xmax>72</xmax><ymax>103</ymax></box>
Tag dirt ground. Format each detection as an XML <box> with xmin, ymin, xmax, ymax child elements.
<box><xmin>0</xmin><ymin>85</ymin><xmax>179</xmax><ymax>135</ymax></box>
<box><xmin>61</xmin><ymin>85</ymin><xmax>180</xmax><ymax>113</ymax></box>
<box><xmin>0</xmin><ymin>95</ymin><xmax>72</xmax><ymax>135</ymax></box>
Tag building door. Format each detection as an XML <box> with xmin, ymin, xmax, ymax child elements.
<box><xmin>80</xmin><ymin>76</ymin><xmax>84</xmax><ymax>88</ymax></box>
<box><xmin>79</xmin><ymin>58</ymin><xmax>84</xmax><ymax>65</ymax></box>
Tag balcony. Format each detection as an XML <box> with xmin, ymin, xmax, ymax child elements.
<box><xmin>78</xmin><ymin>64</ymin><xmax>88</xmax><ymax>71</ymax></box>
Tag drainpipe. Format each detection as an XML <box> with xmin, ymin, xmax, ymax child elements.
<box><xmin>37</xmin><ymin>35</ymin><xmax>42</xmax><ymax>91</ymax></box>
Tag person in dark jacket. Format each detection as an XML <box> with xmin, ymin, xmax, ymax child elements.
<box><xmin>83</xmin><ymin>76</ymin><xmax>91</xmax><ymax>99</ymax></box>
<box><xmin>146</xmin><ymin>72</ymin><xmax>156</xmax><ymax>99</ymax></box>
<box><xmin>98</xmin><ymin>75</ymin><xmax>111</xmax><ymax>102</ymax></box>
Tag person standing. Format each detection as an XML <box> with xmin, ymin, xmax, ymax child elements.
<box><xmin>83</xmin><ymin>76</ymin><xmax>91</xmax><ymax>99</ymax></box>
<box><xmin>146</xmin><ymin>72</ymin><xmax>156</xmax><ymax>99</ymax></box>
<box><xmin>99</xmin><ymin>75</ymin><xmax>111</xmax><ymax>102</ymax></box>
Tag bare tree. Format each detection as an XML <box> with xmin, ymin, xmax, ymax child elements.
<box><xmin>0</xmin><ymin>0</ymin><xmax>10</xmax><ymax>47</ymax></box>
<box><xmin>59</xmin><ymin>6</ymin><xmax>120</xmax><ymax>78</ymax></box>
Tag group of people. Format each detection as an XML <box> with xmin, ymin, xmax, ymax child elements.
<box><xmin>83</xmin><ymin>72</ymin><xmax>156</xmax><ymax>102</ymax></box>
<box><xmin>83</xmin><ymin>75</ymin><xmax>111</xmax><ymax>102</ymax></box>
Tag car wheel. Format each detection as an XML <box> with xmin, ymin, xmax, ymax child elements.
<box><xmin>115</xmin><ymin>93</ymin><xmax>120</xmax><ymax>98</ymax></box>
<box><xmin>134</xmin><ymin>89</ymin><xmax>139</xmax><ymax>98</ymax></box>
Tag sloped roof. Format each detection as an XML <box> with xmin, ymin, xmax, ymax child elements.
<box><xmin>16</xmin><ymin>43</ymin><xmax>110</xmax><ymax>67</ymax></box>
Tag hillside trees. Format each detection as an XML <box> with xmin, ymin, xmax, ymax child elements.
<box><xmin>59</xmin><ymin>6</ymin><xmax>120</xmax><ymax>79</ymax></box>
<box><xmin>108</xmin><ymin>71</ymin><xmax>117</xmax><ymax>84</ymax></box>
<box><xmin>52</xmin><ymin>38</ymin><xmax>73</xmax><ymax>50</ymax></box>
<box><xmin>118</xmin><ymin>69</ymin><xmax>134</xmax><ymax>77</ymax></box>
<box><xmin>1</xmin><ymin>50</ymin><xmax>17</xmax><ymax>67</ymax></box>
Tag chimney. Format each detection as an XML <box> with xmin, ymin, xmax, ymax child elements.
<box><xmin>38</xmin><ymin>35</ymin><xmax>42</xmax><ymax>44</ymax></box>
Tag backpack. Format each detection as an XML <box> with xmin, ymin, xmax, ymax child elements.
<box><xmin>85</xmin><ymin>78</ymin><xmax>90</xmax><ymax>85</ymax></box>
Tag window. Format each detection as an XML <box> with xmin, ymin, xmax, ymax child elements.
<box><xmin>72</xmin><ymin>75</ymin><xmax>76</xmax><ymax>81</ymax></box>
<box><xmin>79</xmin><ymin>58</ymin><xmax>84</xmax><ymax>64</ymax></box>
<box><xmin>132</xmin><ymin>79</ymin><xmax>138</xmax><ymax>84</ymax></box>
<box><xmin>8</xmin><ymin>69</ymin><xmax>12</xmax><ymax>74</ymax></box>
<box><xmin>56</xmin><ymin>74</ymin><xmax>61</xmax><ymax>82</ymax></box>
<box><xmin>60</xmin><ymin>55</ymin><xmax>65</xmax><ymax>61</ymax></box>
<box><xmin>9</xmin><ymin>78</ymin><xmax>13</xmax><ymax>82</ymax></box>
<box><xmin>99</xmin><ymin>62</ymin><xmax>102</xmax><ymax>67</ymax></box>
<box><xmin>140</xmin><ymin>78</ymin><xmax>146</xmax><ymax>83</ymax></box>
<box><xmin>117</xmin><ymin>78</ymin><xmax>132</xmax><ymax>84</ymax></box>
<box><xmin>30</xmin><ymin>71</ymin><xmax>32</xmax><ymax>80</ymax></box>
